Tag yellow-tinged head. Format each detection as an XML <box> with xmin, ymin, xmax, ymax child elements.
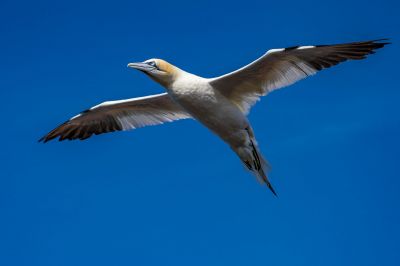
<box><xmin>128</xmin><ymin>58</ymin><xmax>180</xmax><ymax>88</ymax></box>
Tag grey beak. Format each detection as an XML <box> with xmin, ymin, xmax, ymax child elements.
<box><xmin>127</xmin><ymin>62</ymin><xmax>155</xmax><ymax>72</ymax></box>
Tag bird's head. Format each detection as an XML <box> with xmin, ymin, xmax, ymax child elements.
<box><xmin>128</xmin><ymin>59</ymin><xmax>180</xmax><ymax>88</ymax></box>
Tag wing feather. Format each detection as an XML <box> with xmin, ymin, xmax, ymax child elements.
<box><xmin>210</xmin><ymin>39</ymin><xmax>389</xmax><ymax>114</ymax></box>
<box><xmin>39</xmin><ymin>93</ymin><xmax>191</xmax><ymax>142</ymax></box>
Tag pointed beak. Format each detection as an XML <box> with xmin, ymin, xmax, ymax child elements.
<box><xmin>127</xmin><ymin>62</ymin><xmax>155</xmax><ymax>72</ymax></box>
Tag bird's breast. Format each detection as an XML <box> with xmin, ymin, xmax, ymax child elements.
<box><xmin>168</xmin><ymin>80</ymin><xmax>218</xmax><ymax>115</ymax></box>
<box><xmin>168</xmin><ymin>79</ymin><xmax>249</xmax><ymax>142</ymax></box>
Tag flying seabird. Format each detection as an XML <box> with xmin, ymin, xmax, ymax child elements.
<box><xmin>40</xmin><ymin>39</ymin><xmax>389</xmax><ymax>195</ymax></box>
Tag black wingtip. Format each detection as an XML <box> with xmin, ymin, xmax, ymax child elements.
<box><xmin>38</xmin><ymin>134</ymin><xmax>51</xmax><ymax>143</ymax></box>
<box><xmin>372</xmin><ymin>38</ymin><xmax>391</xmax><ymax>47</ymax></box>
<box><xmin>316</xmin><ymin>38</ymin><xmax>391</xmax><ymax>48</ymax></box>
<box><xmin>371</xmin><ymin>38</ymin><xmax>389</xmax><ymax>42</ymax></box>
<box><xmin>362</xmin><ymin>39</ymin><xmax>391</xmax><ymax>49</ymax></box>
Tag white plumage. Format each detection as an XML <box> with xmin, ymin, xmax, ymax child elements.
<box><xmin>40</xmin><ymin>39</ymin><xmax>388</xmax><ymax>195</ymax></box>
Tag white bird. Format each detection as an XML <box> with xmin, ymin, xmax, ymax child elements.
<box><xmin>40</xmin><ymin>39</ymin><xmax>388</xmax><ymax>195</ymax></box>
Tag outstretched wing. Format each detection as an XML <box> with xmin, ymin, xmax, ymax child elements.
<box><xmin>39</xmin><ymin>93</ymin><xmax>191</xmax><ymax>142</ymax></box>
<box><xmin>210</xmin><ymin>39</ymin><xmax>389</xmax><ymax>114</ymax></box>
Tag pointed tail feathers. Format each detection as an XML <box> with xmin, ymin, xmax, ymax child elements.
<box><xmin>236</xmin><ymin>138</ymin><xmax>277</xmax><ymax>196</ymax></box>
<box><xmin>259</xmin><ymin>169</ymin><xmax>278</xmax><ymax>197</ymax></box>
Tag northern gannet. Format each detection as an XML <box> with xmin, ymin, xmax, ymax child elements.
<box><xmin>40</xmin><ymin>39</ymin><xmax>389</xmax><ymax>195</ymax></box>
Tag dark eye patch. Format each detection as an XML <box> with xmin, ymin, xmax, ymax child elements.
<box><xmin>147</xmin><ymin>61</ymin><xmax>157</xmax><ymax>68</ymax></box>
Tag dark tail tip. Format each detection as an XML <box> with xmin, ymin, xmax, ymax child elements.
<box><xmin>267</xmin><ymin>183</ymin><xmax>278</xmax><ymax>197</ymax></box>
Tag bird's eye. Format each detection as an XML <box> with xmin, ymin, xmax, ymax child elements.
<box><xmin>147</xmin><ymin>61</ymin><xmax>157</xmax><ymax>67</ymax></box>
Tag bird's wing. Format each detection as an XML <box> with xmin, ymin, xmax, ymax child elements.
<box><xmin>209</xmin><ymin>39</ymin><xmax>389</xmax><ymax>114</ymax></box>
<box><xmin>39</xmin><ymin>93</ymin><xmax>191</xmax><ymax>142</ymax></box>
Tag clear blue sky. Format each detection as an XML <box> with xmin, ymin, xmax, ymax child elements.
<box><xmin>0</xmin><ymin>0</ymin><xmax>399</xmax><ymax>265</ymax></box>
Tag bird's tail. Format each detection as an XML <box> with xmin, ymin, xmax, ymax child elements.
<box><xmin>258</xmin><ymin>168</ymin><xmax>277</xmax><ymax>197</ymax></box>
<box><xmin>236</xmin><ymin>129</ymin><xmax>277</xmax><ymax>196</ymax></box>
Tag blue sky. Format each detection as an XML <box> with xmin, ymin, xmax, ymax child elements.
<box><xmin>0</xmin><ymin>0</ymin><xmax>399</xmax><ymax>265</ymax></box>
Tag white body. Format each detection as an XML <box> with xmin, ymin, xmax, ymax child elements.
<box><xmin>168</xmin><ymin>72</ymin><xmax>249</xmax><ymax>148</ymax></box>
<box><xmin>41</xmin><ymin>39</ymin><xmax>387</xmax><ymax>195</ymax></box>
<box><xmin>164</xmin><ymin>68</ymin><xmax>271</xmax><ymax>187</ymax></box>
